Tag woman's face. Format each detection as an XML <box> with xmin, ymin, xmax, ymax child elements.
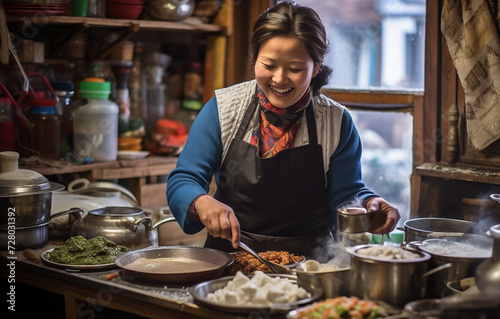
<box><xmin>255</xmin><ymin>35</ymin><xmax>319</xmax><ymax>109</ymax></box>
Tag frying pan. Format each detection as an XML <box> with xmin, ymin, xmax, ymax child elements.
<box><xmin>114</xmin><ymin>246</ymin><xmax>234</xmax><ymax>285</ymax></box>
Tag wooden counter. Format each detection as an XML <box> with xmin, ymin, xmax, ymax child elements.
<box><xmin>0</xmin><ymin>244</ymin><xmax>250</xmax><ymax>319</ymax></box>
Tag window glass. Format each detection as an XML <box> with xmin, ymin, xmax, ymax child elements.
<box><xmin>294</xmin><ymin>0</ymin><xmax>426</xmax><ymax>91</ymax></box>
<box><xmin>351</xmin><ymin>110</ymin><xmax>413</xmax><ymax>225</ymax></box>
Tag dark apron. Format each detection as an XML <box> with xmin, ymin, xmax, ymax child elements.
<box><xmin>205</xmin><ymin>101</ymin><xmax>334</xmax><ymax>261</ymax></box>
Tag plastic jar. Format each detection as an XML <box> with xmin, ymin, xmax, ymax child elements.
<box><xmin>29</xmin><ymin>98</ymin><xmax>60</xmax><ymax>160</ymax></box>
<box><xmin>73</xmin><ymin>78</ymin><xmax>119</xmax><ymax>162</ymax></box>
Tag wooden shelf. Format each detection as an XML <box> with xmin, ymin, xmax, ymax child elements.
<box><xmin>415</xmin><ymin>162</ymin><xmax>500</xmax><ymax>184</ymax></box>
<box><xmin>6</xmin><ymin>15</ymin><xmax>225</xmax><ymax>33</ymax></box>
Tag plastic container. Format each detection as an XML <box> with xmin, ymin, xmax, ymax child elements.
<box><xmin>73</xmin><ymin>78</ymin><xmax>119</xmax><ymax>162</ymax></box>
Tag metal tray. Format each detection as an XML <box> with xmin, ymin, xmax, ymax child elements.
<box><xmin>190</xmin><ymin>273</ymin><xmax>321</xmax><ymax>315</ymax></box>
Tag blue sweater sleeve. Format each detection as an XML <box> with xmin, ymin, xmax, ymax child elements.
<box><xmin>166</xmin><ymin>97</ymin><xmax>222</xmax><ymax>234</ymax></box>
<box><xmin>327</xmin><ymin>109</ymin><xmax>378</xmax><ymax>231</ymax></box>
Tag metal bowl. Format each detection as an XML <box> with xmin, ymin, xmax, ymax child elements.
<box><xmin>190</xmin><ymin>273</ymin><xmax>322</xmax><ymax>315</ymax></box>
<box><xmin>115</xmin><ymin>246</ymin><xmax>234</xmax><ymax>285</ymax></box>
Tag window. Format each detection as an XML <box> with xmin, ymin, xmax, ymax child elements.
<box><xmin>294</xmin><ymin>0</ymin><xmax>427</xmax><ymax>225</ymax></box>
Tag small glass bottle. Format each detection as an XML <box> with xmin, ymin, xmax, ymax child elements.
<box><xmin>51</xmin><ymin>81</ymin><xmax>75</xmax><ymax>158</ymax></box>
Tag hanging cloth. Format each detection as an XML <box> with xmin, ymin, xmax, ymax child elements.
<box><xmin>441</xmin><ymin>0</ymin><xmax>500</xmax><ymax>150</ymax></box>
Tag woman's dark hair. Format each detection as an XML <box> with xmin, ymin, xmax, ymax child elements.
<box><xmin>250</xmin><ymin>1</ymin><xmax>332</xmax><ymax>95</ymax></box>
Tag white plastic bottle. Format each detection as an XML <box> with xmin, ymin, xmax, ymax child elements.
<box><xmin>73</xmin><ymin>78</ymin><xmax>119</xmax><ymax>162</ymax></box>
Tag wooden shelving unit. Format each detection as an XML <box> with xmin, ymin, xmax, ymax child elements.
<box><xmin>6</xmin><ymin>15</ymin><xmax>226</xmax><ymax>33</ymax></box>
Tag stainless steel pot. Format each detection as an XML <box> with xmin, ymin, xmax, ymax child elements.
<box><xmin>402</xmin><ymin>217</ymin><xmax>482</xmax><ymax>243</ymax></box>
<box><xmin>408</xmin><ymin>235</ymin><xmax>493</xmax><ymax>298</ymax></box>
<box><xmin>69</xmin><ymin>206</ymin><xmax>177</xmax><ymax>249</ymax></box>
<box><xmin>347</xmin><ymin>244</ymin><xmax>431</xmax><ymax>307</ymax></box>
<box><xmin>295</xmin><ymin>262</ymin><xmax>350</xmax><ymax>298</ymax></box>
<box><xmin>0</xmin><ymin>208</ymin><xmax>82</xmax><ymax>250</ymax></box>
<box><xmin>0</xmin><ymin>151</ymin><xmax>64</xmax><ymax>227</ymax></box>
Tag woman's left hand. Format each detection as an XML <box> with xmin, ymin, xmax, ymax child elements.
<box><xmin>366</xmin><ymin>197</ymin><xmax>401</xmax><ymax>234</ymax></box>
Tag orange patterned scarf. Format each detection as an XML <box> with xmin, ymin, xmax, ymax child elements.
<box><xmin>250</xmin><ymin>87</ymin><xmax>311</xmax><ymax>158</ymax></box>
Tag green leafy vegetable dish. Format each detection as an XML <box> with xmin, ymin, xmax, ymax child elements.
<box><xmin>48</xmin><ymin>235</ymin><xmax>130</xmax><ymax>265</ymax></box>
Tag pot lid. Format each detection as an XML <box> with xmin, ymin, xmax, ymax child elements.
<box><xmin>0</xmin><ymin>151</ymin><xmax>64</xmax><ymax>197</ymax></box>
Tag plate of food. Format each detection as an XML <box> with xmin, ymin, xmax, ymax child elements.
<box><xmin>226</xmin><ymin>250</ymin><xmax>306</xmax><ymax>275</ymax></box>
<box><xmin>286</xmin><ymin>296</ymin><xmax>391</xmax><ymax>319</ymax></box>
<box><xmin>190</xmin><ymin>271</ymin><xmax>322</xmax><ymax>315</ymax></box>
<box><xmin>41</xmin><ymin>235</ymin><xmax>129</xmax><ymax>271</ymax></box>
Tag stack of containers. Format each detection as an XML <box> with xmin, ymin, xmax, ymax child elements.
<box><xmin>73</xmin><ymin>78</ymin><xmax>119</xmax><ymax>162</ymax></box>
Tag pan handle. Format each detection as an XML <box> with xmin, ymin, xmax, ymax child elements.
<box><xmin>151</xmin><ymin>216</ymin><xmax>177</xmax><ymax>229</ymax></box>
<box><xmin>490</xmin><ymin>194</ymin><xmax>500</xmax><ymax>203</ymax></box>
<box><xmin>49</xmin><ymin>207</ymin><xmax>84</xmax><ymax>221</ymax></box>
<box><xmin>421</xmin><ymin>262</ymin><xmax>452</xmax><ymax>278</ymax></box>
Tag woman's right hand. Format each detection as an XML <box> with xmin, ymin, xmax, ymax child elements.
<box><xmin>194</xmin><ymin>195</ymin><xmax>241</xmax><ymax>249</ymax></box>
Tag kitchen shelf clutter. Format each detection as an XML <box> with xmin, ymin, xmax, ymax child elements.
<box><xmin>2</xmin><ymin>1</ymin><xmax>231</xmax><ymax>211</ymax></box>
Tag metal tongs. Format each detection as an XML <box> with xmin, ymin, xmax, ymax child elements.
<box><xmin>235</xmin><ymin>240</ymin><xmax>294</xmax><ymax>274</ymax></box>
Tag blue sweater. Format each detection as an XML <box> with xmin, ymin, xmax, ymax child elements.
<box><xmin>166</xmin><ymin>96</ymin><xmax>377</xmax><ymax>235</ymax></box>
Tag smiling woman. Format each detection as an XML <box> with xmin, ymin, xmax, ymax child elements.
<box><xmin>166</xmin><ymin>1</ymin><xmax>401</xmax><ymax>261</ymax></box>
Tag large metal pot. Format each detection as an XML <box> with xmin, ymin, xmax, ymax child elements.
<box><xmin>402</xmin><ymin>217</ymin><xmax>483</xmax><ymax>243</ymax></box>
<box><xmin>409</xmin><ymin>235</ymin><xmax>493</xmax><ymax>298</ymax></box>
<box><xmin>347</xmin><ymin>244</ymin><xmax>431</xmax><ymax>307</ymax></box>
<box><xmin>0</xmin><ymin>151</ymin><xmax>64</xmax><ymax>227</ymax></box>
<box><xmin>0</xmin><ymin>208</ymin><xmax>82</xmax><ymax>250</ymax></box>
<box><xmin>68</xmin><ymin>206</ymin><xmax>177</xmax><ymax>249</ymax></box>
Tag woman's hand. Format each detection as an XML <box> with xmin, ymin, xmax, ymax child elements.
<box><xmin>366</xmin><ymin>197</ymin><xmax>401</xmax><ymax>234</ymax></box>
<box><xmin>195</xmin><ymin>195</ymin><xmax>241</xmax><ymax>249</ymax></box>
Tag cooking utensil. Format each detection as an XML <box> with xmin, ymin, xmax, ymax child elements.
<box><xmin>69</xmin><ymin>206</ymin><xmax>176</xmax><ymax>249</ymax></box>
<box><xmin>402</xmin><ymin>217</ymin><xmax>486</xmax><ymax>243</ymax></box>
<box><xmin>0</xmin><ymin>151</ymin><xmax>64</xmax><ymax>227</ymax></box>
<box><xmin>190</xmin><ymin>273</ymin><xmax>321</xmax><ymax>316</ymax></box>
<box><xmin>347</xmin><ymin>244</ymin><xmax>431</xmax><ymax>307</ymax></box>
<box><xmin>236</xmin><ymin>240</ymin><xmax>293</xmax><ymax>274</ymax></box>
<box><xmin>114</xmin><ymin>246</ymin><xmax>234</xmax><ymax>285</ymax></box>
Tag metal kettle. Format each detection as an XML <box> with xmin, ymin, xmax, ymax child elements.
<box><xmin>68</xmin><ymin>206</ymin><xmax>176</xmax><ymax>249</ymax></box>
<box><xmin>475</xmin><ymin>224</ymin><xmax>500</xmax><ymax>294</ymax></box>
